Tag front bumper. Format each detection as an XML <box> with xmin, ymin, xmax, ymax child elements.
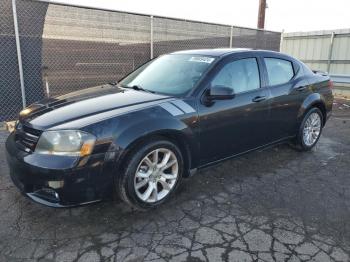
<box><xmin>5</xmin><ymin>132</ymin><xmax>114</xmax><ymax>207</ymax></box>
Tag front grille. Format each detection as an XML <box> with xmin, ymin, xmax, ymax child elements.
<box><xmin>14</xmin><ymin>124</ymin><xmax>42</xmax><ymax>152</ymax></box>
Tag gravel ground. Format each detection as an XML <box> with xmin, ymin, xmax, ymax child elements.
<box><xmin>0</xmin><ymin>99</ymin><xmax>350</xmax><ymax>262</ymax></box>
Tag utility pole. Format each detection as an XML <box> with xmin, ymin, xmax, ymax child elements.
<box><xmin>257</xmin><ymin>0</ymin><xmax>267</xmax><ymax>29</ymax></box>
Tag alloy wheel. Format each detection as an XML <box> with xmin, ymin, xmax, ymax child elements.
<box><xmin>303</xmin><ymin>112</ymin><xmax>321</xmax><ymax>146</ymax></box>
<box><xmin>134</xmin><ymin>148</ymin><xmax>179</xmax><ymax>203</ymax></box>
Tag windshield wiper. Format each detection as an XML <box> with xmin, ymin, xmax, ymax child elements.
<box><xmin>108</xmin><ymin>81</ymin><xmax>118</xmax><ymax>86</ymax></box>
<box><xmin>120</xmin><ymin>84</ymin><xmax>155</xmax><ymax>94</ymax></box>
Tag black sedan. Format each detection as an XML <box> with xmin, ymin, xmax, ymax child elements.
<box><xmin>5</xmin><ymin>49</ymin><xmax>333</xmax><ymax>209</ymax></box>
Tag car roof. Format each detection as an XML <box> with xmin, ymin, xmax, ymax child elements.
<box><xmin>170</xmin><ymin>48</ymin><xmax>281</xmax><ymax>57</ymax></box>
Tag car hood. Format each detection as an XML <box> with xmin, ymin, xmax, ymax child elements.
<box><xmin>19</xmin><ymin>85</ymin><xmax>172</xmax><ymax>129</ymax></box>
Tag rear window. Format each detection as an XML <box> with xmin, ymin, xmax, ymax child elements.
<box><xmin>265</xmin><ymin>58</ymin><xmax>294</xmax><ymax>86</ymax></box>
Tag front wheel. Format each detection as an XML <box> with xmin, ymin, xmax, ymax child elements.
<box><xmin>293</xmin><ymin>107</ymin><xmax>323</xmax><ymax>151</ymax></box>
<box><xmin>118</xmin><ymin>139</ymin><xmax>183</xmax><ymax>210</ymax></box>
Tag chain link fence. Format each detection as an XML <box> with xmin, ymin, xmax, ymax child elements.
<box><xmin>153</xmin><ymin>18</ymin><xmax>231</xmax><ymax>56</ymax></box>
<box><xmin>1</xmin><ymin>0</ymin><xmax>281</xmax><ymax>121</ymax></box>
<box><xmin>0</xmin><ymin>0</ymin><xmax>23</xmax><ymax>122</ymax></box>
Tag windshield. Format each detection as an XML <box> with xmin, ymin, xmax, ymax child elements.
<box><xmin>119</xmin><ymin>54</ymin><xmax>216</xmax><ymax>96</ymax></box>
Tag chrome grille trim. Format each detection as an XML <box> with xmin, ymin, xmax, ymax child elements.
<box><xmin>14</xmin><ymin>124</ymin><xmax>42</xmax><ymax>152</ymax></box>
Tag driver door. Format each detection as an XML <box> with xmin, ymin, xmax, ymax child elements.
<box><xmin>198</xmin><ymin>56</ymin><xmax>271</xmax><ymax>164</ymax></box>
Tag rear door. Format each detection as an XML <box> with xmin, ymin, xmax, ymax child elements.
<box><xmin>261</xmin><ymin>56</ymin><xmax>311</xmax><ymax>140</ymax></box>
<box><xmin>197</xmin><ymin>54</ymin><xmax>271</xmax><ymax>164</ymax></box>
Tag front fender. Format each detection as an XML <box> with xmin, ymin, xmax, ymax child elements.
<box><xmin>117</xmin><ymin>117</ymin><xmax>195</xmax><ymax>149</ymax></box>
<box><xmin>115</xmin><ymin>116</ymin><xmax>199</xmax><ymax>173</ymax></box>
<box><xmin>83</xmin><ymin>104</ymin><xmax>199</xmax><ymax>170</ymax></box>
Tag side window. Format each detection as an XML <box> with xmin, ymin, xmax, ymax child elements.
<box><xmin>264</xmin><ymin>58</ymin><xmax>294</xmax><ymax>86</ymax></box>
<box><xmin>211</xmin><ymin>58</ymin><xmax>260</xmax><ymax>94</ymax></box>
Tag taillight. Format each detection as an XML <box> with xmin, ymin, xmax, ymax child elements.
<box><xmin>329</xmin><ymin>80</ymin><xmax>334</xmax><ymax>89</ymax></box>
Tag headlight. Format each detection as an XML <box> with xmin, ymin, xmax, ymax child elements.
<box><xmin>19</xmin><ymin>108</ymin><xmax>32</xmax><ymax>117</ymax></box>
<box><xmin>35</xmin><ymin>130</ymin><xmax>96</xmax><ymax>157</ymax></box>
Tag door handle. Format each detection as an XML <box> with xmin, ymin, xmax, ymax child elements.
<box><xmin>295</xmin><ymin>85</ymin><xmax>307</xmax><ymax>91</ymax></box>
<box><xmin>252</xmin><ymin>96</ymin><xmax>266</xmax><ymax>102</ymax></box>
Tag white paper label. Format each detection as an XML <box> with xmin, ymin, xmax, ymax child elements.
<box><xmin>189</xmin><ymin>57</ymin><xmax>215</xmax><ymax>63</ymax></box>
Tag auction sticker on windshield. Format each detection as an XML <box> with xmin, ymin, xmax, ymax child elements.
<box><xmin>189</xmin><ymin>57</ymin><xmax>215</xmax><ymax>63</ymax></box>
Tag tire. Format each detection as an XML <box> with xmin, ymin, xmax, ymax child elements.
<box><xmin>118</xmin><ymin>139</ymin><xmax>183</xmax><ymax>210</ymax></box>
<box><xmin>292</xmin><ymin>107</ymin><xmax>323</xmax><ymax>151</ymax></box>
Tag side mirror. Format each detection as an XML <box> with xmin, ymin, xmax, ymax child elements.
<box><xmin>208</xmin><ymin>85</ymin><xmax>235</xmax><ymax>100</ymax></box>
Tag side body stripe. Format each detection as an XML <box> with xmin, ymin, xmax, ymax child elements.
<box><xmin>159</xmin><ymin>102</ymin><xmax>184</xmax><ymax>116</ymax></box>
<box><xmin>170</xmin><ymin>100</ymin><xmax>196</xmax><ymax>113</ymax></box>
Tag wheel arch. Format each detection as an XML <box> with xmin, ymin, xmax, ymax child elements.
<box><xmin>114</xmin><ymin>119</ymin><xmax>198</xmax><ymax>178</ymax></box>
<box><xmin>297</xmin><ymin>93</ymin><xmax>327</xmax><ymax>126</ymax></box>
<box><xmin>311</xmin><ymin>102</ymin><xmax>327</xmax><ymax>126</ymax></box>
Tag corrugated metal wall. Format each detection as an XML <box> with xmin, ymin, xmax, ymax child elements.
<box><xmin>281</xmin><ymin>29</ymin><xmax>350</xmax><ymax>75</ymax></box>
<box><xmin>332</xmin><ymin>32</ymin><xmax>350</xmax><ymax>74</ymax></box>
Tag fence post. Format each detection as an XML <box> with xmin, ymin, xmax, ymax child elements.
<box><xmin>229</xmin><ymin>26</ymin><xmax>233</xmax><ymax>48</ymax></box>
<box><xmin>12</xmin><ymin>0</ymin><xmax>26</xmax><ymax>108</ymax></box>
<box><xmin>150</xmin><ymin>15</ymin><xmax>154</xmax><ymax>59</ymax></box>
<box><xmin>327</xmin><ymin>32</ymin><xmax>335</xmax><ymax>73</ymax></box>
<box><xmin>279</xmin><ymin>29</ymin><xmax>284</xmax><ymax>52</ymax></box>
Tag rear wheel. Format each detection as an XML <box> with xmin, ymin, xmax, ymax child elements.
<box><xmin>293</xmin><ymin>107</ymin><xmax>323</xmax><ymax>151</ymax></box>
<box><xmin>118</xmin><ymin>139</ymin><xmax>183</xmax><ymax>210</ymax></box>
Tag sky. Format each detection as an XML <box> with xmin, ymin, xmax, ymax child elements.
<box><xmin>54</xmin><ymin>0</ymin><xmax>350</xmax><ymax>32</ymax></box>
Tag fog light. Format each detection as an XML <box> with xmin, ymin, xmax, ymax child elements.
<box><xmin>6</xmin><ymin>121</ymin><xmax>17</xmax><ymax>133</ymax></box>
<box><xmin>48</xmin><ymin>180</ymin><xmax>64</xmax><ymax>189</ymax></box>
